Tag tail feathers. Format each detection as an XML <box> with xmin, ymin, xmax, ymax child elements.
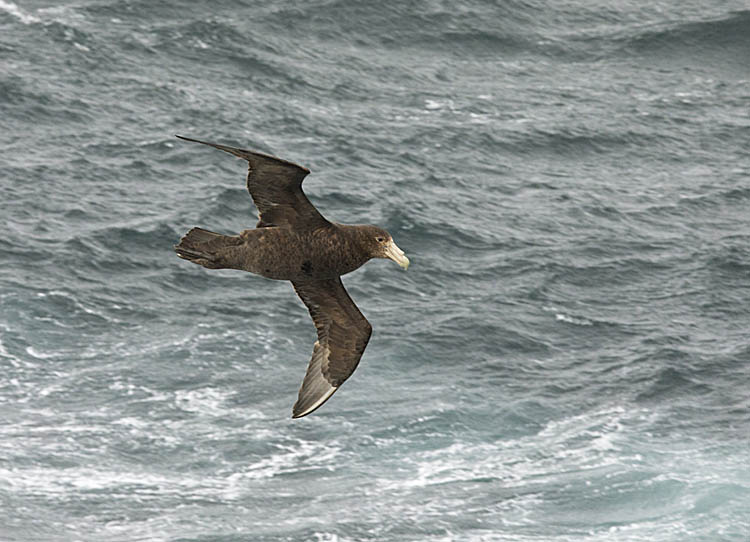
<box><xmin>175</xmin><ymin>227</ymin><xmax>242</xmax><ymax>269</ymax></box>
<box><xmin>181</xmin><ymin>227</ymin><xmax>224</xmax><ymax>244</ymax></box>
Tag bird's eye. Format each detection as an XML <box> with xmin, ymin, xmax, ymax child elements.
<box><xmin>376</xmin><ymin>237</ymin><xmax>385</xmax><ymax>242</ymax></box>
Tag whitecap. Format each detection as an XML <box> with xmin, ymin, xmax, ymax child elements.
<box><xmin>425</xmin><ymin>99</ymin><xmax>453</xmax><ymax>111</ymax></box>
<box><xmin>0</xmin><ymin>0</ymin><xmax>40</xmax><ymax>24</ymax></box>
<box><xmin>0</xmin><ymin>465</ymin><xmax>207</xmax><ymax>495</ymax></box>
<box><xmin>0</xmin><ymin>333</ymin><xmax>22</xmax><ymax>367</ymax></box>
<box><xmin>222</xmin><ymin>438</ymin><xmax>343</xmax><ymax>497</ymax></box>
<box><xmin>25</xmin><ymin>346</ymin><xmax>59</xmax><ymax>359</ymax></box>
<box><xmin>174</xmin><ymin>387</ymin><xmax>232</xmax><ymax>416</ymax></box>
<box><xmin>555</xmin><ymin>312</ymin><xmax>593</xmax><ymax>326</ymax></box>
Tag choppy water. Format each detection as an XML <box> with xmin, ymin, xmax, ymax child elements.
<box><xmin>2</xmin><ymin>1</ymin><xmax>750</xmax><ymax>540</ymax></box>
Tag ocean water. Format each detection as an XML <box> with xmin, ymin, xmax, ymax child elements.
<box><xmin>2</xmin><ymin>0</ymin><xmax>750</xmax><ymax>540</ymax></box>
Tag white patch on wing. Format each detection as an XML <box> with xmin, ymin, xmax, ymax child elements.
<box><xmin>292</xmin><ymin>341</ymin><xmax>339</xmax><ymax>418</ymax></box>
<box><xmin>292</xmin><ymin>385</ymin><xmax>337</xmax><ymax>419</ymax></box>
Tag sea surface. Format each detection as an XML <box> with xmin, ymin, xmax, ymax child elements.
<box><xmin>2</xmin><ymin>1</ymin><xmax>750</xmax><ymax>540</ymax></box>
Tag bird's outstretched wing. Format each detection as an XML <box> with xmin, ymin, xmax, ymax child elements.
<box><xmin>291</xmin><ymin>277</ymin><xmax>372</xmax><ymax>418</ymax></box>
<box><xmin>176</xmin><ymin>135</ymin><xmax>330</xmax><ymax>230</ymax></box>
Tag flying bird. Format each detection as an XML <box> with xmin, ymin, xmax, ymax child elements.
<box><xmin>174</xmin><ymin>135</ymin><xmax>410</xmax><ymax>418</ymax></box>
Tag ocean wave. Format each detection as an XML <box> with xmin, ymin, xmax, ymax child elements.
<box><xmin>616</xmin><ymin>10</ymin><xmax>750</xmax><ymax>63</ymax></box>
<box><xmin>0</xmin><ymin>0</ymin><xmax>39</xmax><ymax>25</ymax></box>
<box><xmin>203</xmin><ymin>187</ymin><xmax>255</xmax><ymax>222</ymax></box>
<box><xmin>509</xmin><ymin>126</ymin><xmax>666</xmax><ymax>156</ymax></box>
<box><xmin>89</xmin><ymin>222</ymin><xmax>180</xmax><ymax>254</ymax></box>
<box><xmin>0</xmin><ymin>74</ymin><xmax>95</xmax><ymax>125</ymax></box>
<box><xmin>264</xmin><ymin>0</ymin><xmax>548</xmax><ymax>56</ymax></box>
<box><xmin>635</xmin><ymin>365</ymin><xmax>711</xmax><ymax>402</ymax></box>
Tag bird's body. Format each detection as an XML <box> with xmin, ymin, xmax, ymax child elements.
<box><xmin>178</xmin><ymin>224</ymin><xmax>381</xmax><ymax>280</ymax></box>
<box><xmin>174</xmin><ymin>136</ymin><xmax>409</xmax><ymax>418</ymax></box>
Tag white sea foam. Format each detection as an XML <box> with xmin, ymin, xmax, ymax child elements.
<box><xmin>174</xmin><ymin>387</ymin><xmax>232</xmax><ymax>416</ymax></box>
<box><xmin>378</xmin><ymin>405</ymin><xmax>649</xmax><ymax>498</ymax></box>
<box><xmin>0</xmin><ymin>465</ymin><xmax>208</xmax><ymax>496</ymax></box>
<box><xmin>424</xmin><ymin>99</ymin><xmax>454</xmax><ymax>111</ymax></box>
<box><xmin>24</xmin><ymin>346</ymin><xmax>60</xmax><ymax>360</ymax></box>
<box><xmin>0</xmin><ymin>0</ymin><xmax>39</xmax><ymax>24</ymax></box>
<box><xmin>0</xmin><ymin>330</ymin><xmax>22</xmax><ymax>367</ymax></box>
<box><xmin>555</xmin><ymin>312</ymin><xmax>593</xmax><ymax>325</ymax></box>
<box><xmin>224</xmin><ymin>437</ymin><xmax>343</xmax><ymax>490</ymax></box>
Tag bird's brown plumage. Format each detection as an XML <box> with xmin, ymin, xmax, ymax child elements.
<box><xmin>176</xmin><ymin>135</ymin><xmax>326</xmax><ymax>230</ymax></box>
<box><xmin>174</xmin><ymin>135</ymin><xmax>408</xmax><ymax>418</ymax></box>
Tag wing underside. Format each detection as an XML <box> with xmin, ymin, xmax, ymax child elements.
<box><xmin>291</xmin><ymin>277</ymin><xmax>372</xmax><ymax>418</ymax></box>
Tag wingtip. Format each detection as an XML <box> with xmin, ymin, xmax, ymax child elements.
<box><xmin>175</xmin><ymin>134</ymin><xmax>201</xmax><ymax>144</ymax></box>
<box><xmin>291</xmin><ymin>386</ymin><xmax>338</xmax><ymax>419</ymax></box>
<box><xmin>291</xmin><ymin>409</ymin><xmax>307</xmax><ymax>419</ymax></box>
<box><xmin>175</xmin><ymin>134</ymin><xmax>310</xmax><ymax>173</ymax></box>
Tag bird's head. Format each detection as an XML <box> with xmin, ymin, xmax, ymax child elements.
<box><xmin>362</xmin><ymin>226</ymin><xmax>410</xmax><ymax>270</ymax></box>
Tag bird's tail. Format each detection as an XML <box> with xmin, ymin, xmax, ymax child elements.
<box><xmin>174</xmin><ymin>227</ymin><xmax>242</xmax><ymax>269</ymax></box>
